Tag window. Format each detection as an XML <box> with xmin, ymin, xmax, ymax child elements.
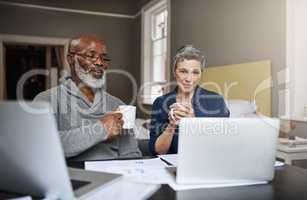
<box><xmin>284</xmin><ymin>0</ymin><xmax>307</xmax><ymax>120</ymax></box>
<box><xmin>141</xmin><ymin>0</ymin><xmax>170</xmax><ymax>104</ymax></box>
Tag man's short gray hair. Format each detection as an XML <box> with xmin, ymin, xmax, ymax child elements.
<box><xmin>173</xmin><ymin>45</ymin><xmax>207</xmax><ymax>70</ymax></box>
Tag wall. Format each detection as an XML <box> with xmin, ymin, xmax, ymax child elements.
<box><xmin>291</xmin><ymin>121</ymin><xmax>307</xmax><ymax>138</ymax></box>
<box><xmin>0</xmin><ymin>0</ymin><xmax>141</xmax><ymax>104</ymax></box>
<box><xmin>170</xmin><ymin>0</ymin><xmax>286</xmax><ymax>117</ymax></box>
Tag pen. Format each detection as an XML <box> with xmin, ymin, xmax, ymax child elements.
<box><xmin>159</xmin><ymin>157</ymin><xmax>173</xmax><ymax>166</ymax></box>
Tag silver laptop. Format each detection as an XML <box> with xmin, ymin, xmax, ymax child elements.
<box><xmin>0</xmin><ymin>101</ymin><xmax>121</xmax><ymax>199</ymax></box>
<box><xmin>176</xmin><ymin>117</ymin><xmax>280</xmax><ymax>185</ymax></box>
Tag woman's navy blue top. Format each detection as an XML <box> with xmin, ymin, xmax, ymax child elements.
<box><xmin>149</xmin><ymin>86</ymin><xmax>230</xmax><ymax>155</ymax></box>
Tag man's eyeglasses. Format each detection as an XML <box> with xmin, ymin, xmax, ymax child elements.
<box><xmin>69</xmin><ymin>52</ymin><xmax>111</xmax><ymax>63</ymax></box>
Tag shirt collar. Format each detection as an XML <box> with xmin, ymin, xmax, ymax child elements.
<box><xmin>61</xmin><ymin>76</ymin><xmax>104</xmax><ymax>108</ymax></box>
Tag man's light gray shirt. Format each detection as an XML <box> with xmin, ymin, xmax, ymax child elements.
<box><xmin>34</xmin><ymin>77</ymin><xmax>142</xmax><ymax>160</ymax></box>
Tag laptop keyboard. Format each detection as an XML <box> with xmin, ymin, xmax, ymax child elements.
<box><xmin>0</xmin><ymin>180</ymin><xmax>91</xmax><ymax>199</ymax></box>
<box><xmin>71</xmin><ymin>179</ymin><xmax>91</xmax><ymax>190</ymax></box>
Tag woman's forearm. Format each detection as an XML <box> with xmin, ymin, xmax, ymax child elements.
<box><xmin>154</xmin><ymin>124</ymin><xmax>176</xmax><ymax>154</ymax></box>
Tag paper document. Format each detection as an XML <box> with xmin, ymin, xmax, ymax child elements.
<box><xmin>85</xmin><ymin>158</ymin><xmax>171</xmax><ymax>184</ymax></box>
<box><xmin>86</xmin><ymin>157</ymin><xmax>167</xmax><ymax>170</ymax></box>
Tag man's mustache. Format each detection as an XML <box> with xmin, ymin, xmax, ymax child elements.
<box><xmin>84</xmin><ymin>64</ymin><xmax>105</xmax><ymax>74</ymax></box>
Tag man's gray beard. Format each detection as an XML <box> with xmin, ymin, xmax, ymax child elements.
<box><xmin>74</xmin><ymin>57</ymin><xmax>105</xmax><ymax>89</ymax></box>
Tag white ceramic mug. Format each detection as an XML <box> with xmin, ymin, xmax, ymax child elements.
<box><xmin>119</xmin><ymin>105</ymin><xmax>136</xmax><ymax>129</ymax></box>
<box><xmin>169</xmin><ymin>102</ymin><xmax>192</xmax><ymax>125</ymax></box>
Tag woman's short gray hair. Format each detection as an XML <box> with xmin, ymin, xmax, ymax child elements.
<box><xmin>173</xmin><ymin>45</ymin><xmax>207</xmax><ymax>70</ymax></box>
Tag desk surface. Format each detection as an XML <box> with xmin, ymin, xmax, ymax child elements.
<box><xmin>149</xmin><ymin>165</ymin><xmax>307</xmax><ymax>200</ymax></box>
<box><xmin>67</xmin><ymin>160</ymin><xmax>307</xmax><ymax>200</ymax></box>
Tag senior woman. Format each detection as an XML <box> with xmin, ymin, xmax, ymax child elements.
<box><xmin>149</xmin><ymin>45</ymin><xmax>230</xmax><ymax>155</ymax></box>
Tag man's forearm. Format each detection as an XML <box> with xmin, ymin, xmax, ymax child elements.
<box><xmin>59</xmin><ymin>121</ymin><xmax>107</xmax><ymax>158</ymax></box>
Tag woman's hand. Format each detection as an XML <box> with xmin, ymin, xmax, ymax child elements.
<box><xmin>155</xmin><ymin>103</ymin><xmax>195</xmax><ymax>155</ymax></box>
<box><xmin>169</xmin><ymin>103</ymin><xmax>195</xmax><ymax>125</ymax></box>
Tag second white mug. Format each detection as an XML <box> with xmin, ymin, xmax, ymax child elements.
<box><xmin>118</xmin><ymin>105</ymin><xmax>136</xmax><ymax>129</ymax></box>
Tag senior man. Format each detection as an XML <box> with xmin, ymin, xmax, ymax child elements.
<box><xmin>34</xmin><ymin>35</ymin><xmax>141</xmax><ymax>160</ymax></box>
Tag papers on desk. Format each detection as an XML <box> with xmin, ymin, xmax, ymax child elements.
<box><xmin>85</xmin><ymin>155</ymin><xmax>285</xmax><ymax>191</ymax></box>
<box><xmin>85</xmin><ymin>158</ymin><xmax>171</xmax><ymax>184</ymax></box>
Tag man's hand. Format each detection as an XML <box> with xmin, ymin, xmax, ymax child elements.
<box><xmin>99</xmin><ymin>112</ymin><xmax>124</xmax><ymax>140</ymax></box>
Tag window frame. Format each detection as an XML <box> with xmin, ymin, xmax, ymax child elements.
<box><xmin>283</xmin><ymin>0</ymin><xmax>307</xmax><ymax>121</ymax></box>
<box><xmin>141</xmin><ymin>0</ymin><xmax>171</xmax><ymax>105</ymax></box>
